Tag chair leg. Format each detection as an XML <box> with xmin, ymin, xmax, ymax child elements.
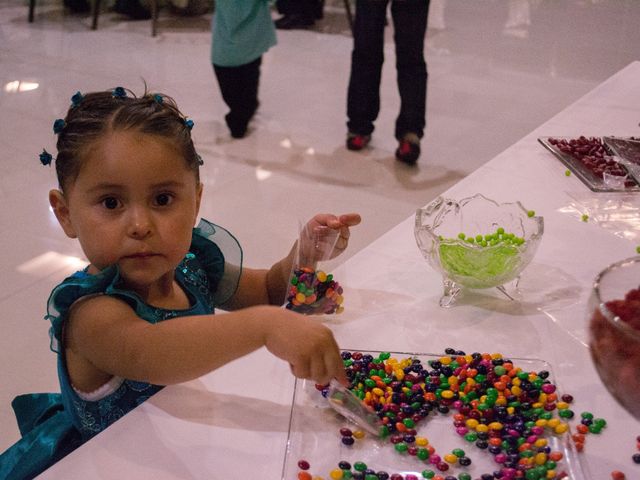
<box><xmin>343</xmin><ymin>0</ymin><xmax>353</xmax><ymax>34</ymax></box>
<box><xmin>151</xmin><ymin>0</ymin><xmax>158</xmax><ymax>36</ymax></box>
<box><xmin>91</xmin><ymin>0</ymin><xmax>101</xmax><ymax>30</ymax></box>
<box><xmin>29</xmin><ymin>0</ymin><xmax>35</xmax><ymax>22</ymax></box>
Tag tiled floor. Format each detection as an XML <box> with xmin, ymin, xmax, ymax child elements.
<box><xmin>0</xmin><ymin>0</ymin><xmax>638</xmax><ymax>451</ymax></box>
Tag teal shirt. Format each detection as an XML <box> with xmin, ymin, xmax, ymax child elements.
<box><xmin>211</xmin><ymin>0</ymin><xmax>277</xmax><ymax>67</ymax></box>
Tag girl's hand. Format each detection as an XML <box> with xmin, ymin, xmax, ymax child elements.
<box><xmin>299</xmin><ymin>213</ymin><xmax>361</xmax><ymax>263</ymax></box>
<box><xmin>264</xmin><ymin>309</ymin><xmax>347</xmax><ymax>386</ymax></box>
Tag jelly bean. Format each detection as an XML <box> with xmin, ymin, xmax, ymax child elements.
<box><xmin>298</xmin><ymin>473</ymin><xmax>313</xmax><ymax>480</ymax></box>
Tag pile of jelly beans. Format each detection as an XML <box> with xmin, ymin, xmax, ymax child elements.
<box><xmin>286</xmin><ymin>267</ymin><xmax>344</xmax><ymax>314</ymax></box>
<box><xmin>304</xmin><ymin>349</ymin><xmax>577</xmax><ymax>480</ymax></box>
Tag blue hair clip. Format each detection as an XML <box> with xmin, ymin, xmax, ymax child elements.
<box><xmin>153</xmin><ymin>94</ymin><xmax>163</xmax><ymax>104</ymax></box>
<box><xmin>112</xmin><ymin>87</ymin><xmax>127</xmax><ymax>98</ymax></box>
<box><xmin>184</xmin><ymin>118</ymin><xmax>194</xmax><ymax>130</ymax></box>
<box><xmin>39</xmin><ymin>149</ymin><xmax>53</xmax><ymax>166</ymax></box>
<box><xmin>53</xmin><ymin>119</ymin><xmax>65</xmax><ymax>135</ymax></box>
<box><xmin>71</xmin><ymin>91</ymin><xmax>84</xmax><ymax>107</ymax></box>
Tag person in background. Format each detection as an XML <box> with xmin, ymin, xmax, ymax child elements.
<box><xmin>211</xmin><ymin>1</ymin><xmax>277</xmax><ymax>138</ymax></box>
<box><xmin>274</xmin><ymin>0</ymin><xmax>324</xmax><ymax>29</ymax></box>
<box><xmin>0</xmin><ymin>87</ymin><xmax>359</xmax><ymax>479</ymax></box>
<box><xmin>345</xmin><ymin>0</ymin><xmax>430</xmax><ymax>165</ymax></box>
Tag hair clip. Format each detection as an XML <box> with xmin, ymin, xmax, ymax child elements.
<box><xmin>53</xmin><ymin>119</ymin><xmax>65</xmax><ymax>135</ymax></box>
<box><xmin>112</xmin><ymin>87</ymin><xmax>127</xmax><ymax>98</ymax></box>
<box><xmin>196</xmin><ymin>153</ymin><xmax>204</xmax><ymax>166</ymax></box>
<box><xmin>153</xmin><ymin>94</ymin><xmax>164</xmax><ymax>104</ymax></box>
<box><xmin>39</xmin><ymin>149</ymin><xmax>53</xmax><ymax>166</ymax></box>
<box><xmin>184</xmin><ymin>118</ymin><xmax>194</xmax><ymax>130</ymax></box>
<box><xmin>71</xmin><ymin>91</ymin><xmax>84</xmax><ymax>107</ymax></box>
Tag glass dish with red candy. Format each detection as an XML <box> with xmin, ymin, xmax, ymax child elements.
<box><xmin>589</xmin><ymin>256</ymin><xmax>640</xmax><ymax>419</ymax></box>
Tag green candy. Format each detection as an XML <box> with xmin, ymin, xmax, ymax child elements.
<box><xmin>422</xmin><ymin>470</ymin><xmax>435</xmax><ymax>479</ymax></box>
<box><xmin>452</xmin><ymin>448</ymin><xmax>465</xmax><ymax>457</ymax></box>
<box><xmin>417</xmin><ymin>447</ymin><xmax>430</xmax><ymax>460</ymax></box>
<box><xmin>353</xmin><ymin>461</ymin><xmax>367</xmax><ymax>472</ymax></box>
<box><xmin>395</xmin><ymin>442</ymin><xmax>408</xmax><ymax>453</ymax></box>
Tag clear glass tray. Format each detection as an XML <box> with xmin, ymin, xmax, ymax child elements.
<box><xmin>281</xmin><ymin>350</ymin><xmax>586</xmax><ymax>480</ymax></box>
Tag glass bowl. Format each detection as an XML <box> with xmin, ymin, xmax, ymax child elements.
<box><xmin>414</xmin><ymin>194</ymin><xmax>544</xmax><ymax>307</ymax></box>
<box><xmin>588</xmin><ymin>256</ymin><xmax>640</xmax><ymax>419</ymax></box>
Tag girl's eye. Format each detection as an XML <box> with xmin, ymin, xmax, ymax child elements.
<box><xmin>102</xmin><ymin>197</ymin><xmax>120</xmax><ymax>210</ymax></box>
<box><xmin>155</xmin><ymin>193</ymin><xmax>173</xmax><ymax>206</ymax></box>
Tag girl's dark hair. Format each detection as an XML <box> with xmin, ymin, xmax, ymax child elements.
<box><xmin>55</xmin><ymin>87</ymin><xmax>200</xmax><ymax>192</ymax></box>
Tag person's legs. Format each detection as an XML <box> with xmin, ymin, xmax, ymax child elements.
<box><xmin>213</xmin><ymin>57</ymin><xmax>262</xmax><ymax>139</ymax></box>
<box><xmin>346</xmin><ymin>0</ymin><xmax>389</xmax><ymax>140</ymax></box>
<box><xmin>275</xmin><ymin>0</ymin><xmax>320</xmax><ymax>29</ymax></box>
<box><xmin>391</xmin><ymin>0</ymin><xmax>428</xmax><ymax>141</ymax></box>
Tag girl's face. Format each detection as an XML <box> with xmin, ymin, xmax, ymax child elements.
<box><xmin>50</xmin><ymin>130</ymin><xmax>202</xmax><ymax>293</ymax></box>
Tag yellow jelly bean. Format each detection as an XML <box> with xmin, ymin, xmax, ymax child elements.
<box><xmin>532</xmin><ymin>402</ymin><xmax>543</xmax><ymax>409</ymax></box>
<box><xmin>506</xmin><ymin>407</ymin><xmax>515</xmax><ymax>415</ymax></box>
<box><xmin>511</xmin><ymin>385</ymin><xmax>522</xmax><ymax>396</ymax></box>
<box><xmin>534</xmin><ymin>453</ymin><xmax>547</xmax><ymax>465</ymax></box>
<box><xmin>353</xmin><ymin>430</ymin><xmax>365</xmax><ymax>439</ymax></box>
<box><xmin>316</xmin><ymin>271</ymin><xmax>327</xmax><ymax>282</ymax></box>
<box><xmin>441</xmin><ymin>390</ymin><xmax>454</xmax><ymax>399</ymax></box>
<box><xmin>534</xmin><ymin>438</ymin><xmax>548</xmax><ymax>448</ymax></box>
<box><xmin>465</xmin><ymin>419</ymin><xmax>479</xmax><ymax>429</ymax></box>
<box><xmin>295</xmin><ymin>292</ymin><xmax>306</xmax><ymax>303</ymax></box>
<box><xmin>488</xmin><ymin>422</ymin><xmax>503</xmax><ymax>431</ymax></box>
<box><xmin>554</xmin><ymin>423</ymin><xmax>569</xmax><ymax>434</ymax></box>
<box><xmin>535</xmin><ymin>419</ymin><xmax>547</xmax><ymax>427</ymax></box>
<box><xmin>546</xmin><ymin>471</ymin><xmax>556</xmax><ymax>479</ymax></box>
<box><xmin>444</xmin><ymin>454</ymin><xmax>458</xmax><ymax>464</ymax></box>
<box><xmin>415</xmin><ymin>437</ymin><xmax>429</xmax><ymax>446</ymax></box>
<box><xmin>440</xmin><ymin>356</ymin><xmax>452</xmax><ymax>365</ymax></box>
<box><xmin>476</xmin><ymin>424</ymin><xmax>489</xmax><ymax>433</ymax></box>
<box><xmin>372</xmin><ymin>388</ymin><xmax>384</xmax><ymax>397</ymax></box>
<box><xmin>330</xmin><ymin>469</ymin><xmax>343</xmax><ymax>479</ymax></box>
<box><xmin>557</xmin><ymin>402</ymin><xmax>569</xmax><ymax>410</ymax></box>
<box><xmin>547</xmin><ymin>419</ymin><xmax>560</xmax><ymax>428</ymax></box>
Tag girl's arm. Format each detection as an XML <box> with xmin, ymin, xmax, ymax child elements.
<box><xmin>223</xmin><ymin>213</ymin><xmax>361</xmax><ymax>310</ymax></box>
<box><xmin>66</xmin><ymin>295</ymin><xmax>347</xmax><ymax>386</ymax></box>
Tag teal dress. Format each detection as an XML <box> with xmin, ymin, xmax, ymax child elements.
<box><xmin>0</xmin><ymin>220</ymin><xmax>242</xmax><ymax>480</ymax></box>
<box><xmin>211</xmin><ymin>0</ymin><xmax>277</xmax><ymax>67</ymax></box>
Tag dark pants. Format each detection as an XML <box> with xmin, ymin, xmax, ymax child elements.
<box><xmin>347</xmin><ymin>0</ymin><xmax>429</xmax><ymax>140</ymax></box>
<box><xmin>276</xmin><ymin>0</ymin><xmax>321</xmax><ymax>18</ymax></box>
<box><xmin>213</xmin><ymin>56</ymin><xmax>261</xmax><ymax>134</ymax></box>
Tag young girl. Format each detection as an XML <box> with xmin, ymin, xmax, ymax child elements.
<box><xmin>0</xmin><ymin>87</ymin><xmax>360</xmax><ymax>479</ymax></box>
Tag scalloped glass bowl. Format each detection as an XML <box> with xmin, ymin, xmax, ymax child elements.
<box><xmin>414</xmin><ymin>194</ymin><xmax>544</xmax><ymax>307</ymax></box>
<box><xmin>588</xmin><ymin>257</ymin><xmax>640</xmax><ymax>419</ymax></box>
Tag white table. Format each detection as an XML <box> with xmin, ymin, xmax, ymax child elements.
<box><xmin>38</xmin><ymin>62</ymin><xmax>640</xmax><ymax>479</ymax></box>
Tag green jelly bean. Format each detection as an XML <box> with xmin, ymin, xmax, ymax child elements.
<box><xmin>464</xmin><ymin>432</ymin><xmax>478</xmax><ymax>442</ymax></box>
<box><xmin>395</xmin><ymin>442</ymin><xmax>408</xmax><ymax>453</ymax></box>
<box><xmin>417</xmin><ymin>447</ymin><xmax>430</xmax><ymax>460</ymax></box>
<box><xmin>354</xmin><ymin>461</ymin><xmax>367</xmax><ymax>472</ymax></box>
<box><xmin>594</xmin><ymin>418</ymin><xmax>606</xmax><ymax>428</ymax></box>
<box><xmin>422</xmin><ymin>470</ymin><xmax>435</xmax><ymax>479</ymax></box>
<box><xmin>458</xmin><ymin>474</ymin><xmax>472</xmax><ymax>480</ymax></box>
<box><xmin>403</xmin><ymin>418</ymin><xmax>415</xmax><ymax>428</ymax></box>
<box><xmin>581</xmin><ymin>411</ymin><xmax>594</xmax><ymax>420</ymax></box>
<box><xmin>452</xmin><ymin>448</ymin><xmax>465</xmax><ymax>458</ymax></box>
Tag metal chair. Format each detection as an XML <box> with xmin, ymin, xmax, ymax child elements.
<box><xmin>29</xmin><ymin>0</ymin><xmax>102</xmax><ymax>29</ymax></box>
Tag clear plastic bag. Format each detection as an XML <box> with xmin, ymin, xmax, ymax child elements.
<box><xmin>284</xmin><ymin>220</ymin><xmax>344</xmax><ymax>315</ymax></box>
